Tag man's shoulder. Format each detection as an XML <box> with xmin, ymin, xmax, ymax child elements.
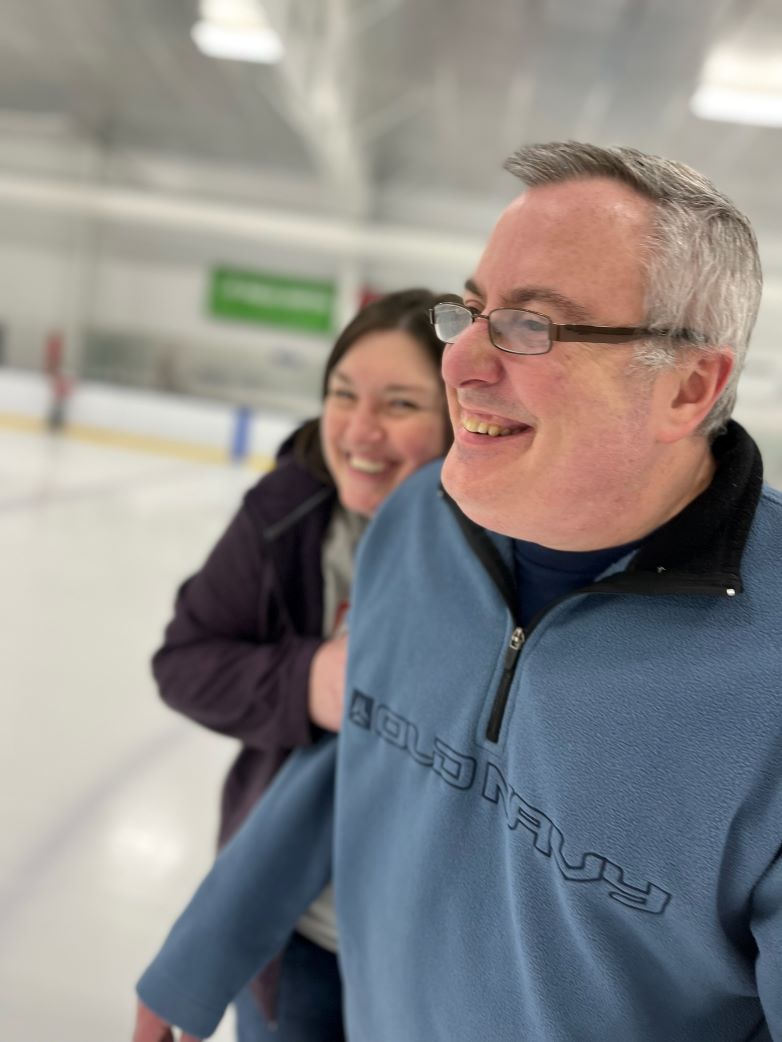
<box><xmin>743</xmin><ymin>482</ymin><xmax>782</xmax><ymax>585</ymax></box>
<box><xmin>759</xmin><ymin>482</ymin><xmax>782</xmax><ymax>511</ymax></box>
<box><xmin>353</xmin><ymin>460</ymin><xmax>451</xmax><ymax>608</ymax></box>
<box><xmin>374</xmin><ymin>457</ymin><xmax>445</xmax><ymax>519</ymax></box>
<box><xmin>358</xmin><ymin>459</ymin><xmax>446</xmax><ymax>564</ymax></box>
<box><xmin>753</xmin><ymin>482</ymin><xmax>782</xmax><ymax>537</ymax></box>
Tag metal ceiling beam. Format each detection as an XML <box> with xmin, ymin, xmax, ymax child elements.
<box><xmin>262</xmin><ymin>0</ymin><xmax>371</xmax><ymax>218</ymax></box>
<box><xmin>0</xmin><ymin>172</ymin><xmax>482</xmax><ymax>272</ymax></box>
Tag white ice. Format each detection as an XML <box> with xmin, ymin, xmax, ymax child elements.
<box><xmin>0</xmin><ymin>427</ymin><xmax>261</xmax><ymax>1042</ymax></box>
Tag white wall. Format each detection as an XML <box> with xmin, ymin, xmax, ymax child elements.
<box><xmin>0</xmin><ymin>207</ymin><xmax>337</xmax><ymax>370</ymax></box>
<box><xmin>0</xmin><ymin>370</ymin><xmax>297</xmax><ymax>466</ymax></box>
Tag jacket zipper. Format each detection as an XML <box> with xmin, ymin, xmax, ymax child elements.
<box><xmin>439</xmin><ymin>483</ymin><xmax>744</xmax><ymax>745</ymax></box>
<box><xmin>486</xmin><ymin>626</ymin><xmax>525</xmax><ymax>742</ymax></box>
<box><xmin>481</xmin><ymin>567</ymin><xmax>740</xmax><ymax>743</ymax></box>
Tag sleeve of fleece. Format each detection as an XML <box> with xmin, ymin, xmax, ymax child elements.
<box><xmin>752</xmin><ymin>849</ymin><xmax>782</xmax><ymax>1040</ymax></box>
<box><xmin>152</xmin><ymin>498</ymin><xmax>322</xmax><ymax>751</ymax></box>
<box><xmin>136</xmin><ymin>736</ymin><xmax>337</xmax><ymax>1039</ymax></box>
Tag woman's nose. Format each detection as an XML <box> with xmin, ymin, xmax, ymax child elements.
<box><xmin>346</xmin><ymin>403</ymin><xmax>384</xmax><ymax>443</ymax></box>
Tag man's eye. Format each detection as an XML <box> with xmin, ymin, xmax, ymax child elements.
<box><xmin>464</xmin><ymin>302</ymin><xmax>483</xmax><ymax>317</ymax></box>
<box><xmin>505</xmin><ymin>314</ymin><xmax>547</xmax><ymax>334</ymax></box>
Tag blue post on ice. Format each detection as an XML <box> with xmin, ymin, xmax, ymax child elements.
<box><xmin>230</xmin><ymin>405</ymin><xmax>252</xmax><ymax>462</ymax></box>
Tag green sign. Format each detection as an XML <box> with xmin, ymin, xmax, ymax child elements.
<box><xmin>209</xmin><ymin>267</ymin><xmax>335</xmax><ymax>334</ymax></box>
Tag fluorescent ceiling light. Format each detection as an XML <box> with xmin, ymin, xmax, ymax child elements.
<box><xmin>691</xmin><ymin>42</ymin><xmax>782</xmax><ymax>127</ymax></box>
<box><xmin>201</xmin><ymin>0</ymin><xmax>259</xmax><ymax>19</ymax></box>
<box><xmin>691</xmin><ymin>84</ymin><xmax>782</xmax><ymax>127</ymax></box>
<box><xmin>192</xmin><ymin>19</ymin><xmax>283</xmax><ymax>63</ymax></box>
<box><xmin>192</xmin><ymin>1</ymin><xmax>283</xmax><ymax>65</ymax></box>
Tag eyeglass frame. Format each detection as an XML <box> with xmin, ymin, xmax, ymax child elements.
<box><xmin>428</xmin><ymin>298</ymin><xmax>707</xmax><ymax>356</ymax></box>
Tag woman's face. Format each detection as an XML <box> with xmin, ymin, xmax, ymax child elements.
<box><xmin>321</xmin><ymin>329</ymin><xmax>448</xmax><ymax>517</ymax></box>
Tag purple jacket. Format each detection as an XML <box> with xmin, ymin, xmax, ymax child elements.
<box><xmin>151</xmin><ymin>434</ymin><xmax>336</xmax><ymax>1015</ymax></box>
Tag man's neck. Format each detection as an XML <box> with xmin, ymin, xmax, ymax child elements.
<box><xmin>540</xmin><ymin>438</ymin><xmax>717</xmax><ymax>552</ymax></box>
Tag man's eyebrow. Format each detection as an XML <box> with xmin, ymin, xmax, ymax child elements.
<box><xmin>462</xmin><ymin>278</ymin><xmax>591</xmax><ymax>322</ymax></box>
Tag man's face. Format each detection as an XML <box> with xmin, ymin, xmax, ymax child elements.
<box><xmin>441</xmin><ymin>177</ymin><xmax>682</xmax><ymax>549</ymax></box>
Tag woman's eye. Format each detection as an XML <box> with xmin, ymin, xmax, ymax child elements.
<box><xmin>387</xmin><ymin>399</ymin><xmax>419</xmax><ymax>412</ymax></box>
<box><xmin>328</xmin><ymin>388</ymin><xmax>356</xmax><ymax>401</ymax></box>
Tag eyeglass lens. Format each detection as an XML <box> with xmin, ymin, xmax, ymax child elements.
<box><xmin>432</xmin><ymin>303</ymin><xmax>472</xmax><ymax>343</ymax></box>
<box><xmin>492</xmin><ymin>311</ymin><xmax>550</xmax><ymax>354</ymax></box>
<box><xmin>433</xmin><ymin>303</ymin><xmax>551</xmax><ymax>355</ymax></box>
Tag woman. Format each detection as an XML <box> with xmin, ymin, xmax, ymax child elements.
<box><xmin>142</xmin><ymin>289</ymin><xmax>450</xmax><ymax>1042</ymax></box>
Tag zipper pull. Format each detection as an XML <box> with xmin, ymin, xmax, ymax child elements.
<box><xmin>486</xmin><ymin>626</ymin><xmax>526</xmax><ymax>743</ymax></box>
<box><xmin>503</xmin><ymin>626</ymin><xmax>525</xmax><ymax>669</ymax></box>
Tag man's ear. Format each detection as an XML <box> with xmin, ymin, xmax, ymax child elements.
<box><xmin>657</xmin><ymin>347</ymin><xmax>734</xmax><ymax>443</ymax></box>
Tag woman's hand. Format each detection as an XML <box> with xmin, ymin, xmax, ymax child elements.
<box><xmin>307</xmin><ymin>633</ymin><xmax>348</xmax><ymax>732</ymax></box>
<box><xmin>132</xmin><ymin>999</ymin><xmax>201</xmax><ymax>1042</ymax></box>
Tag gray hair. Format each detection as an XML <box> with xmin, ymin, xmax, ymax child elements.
<box><xmin>503</xmin><ymin>141</ymin><xmax>763</xmax><ymax>437</ymax></box>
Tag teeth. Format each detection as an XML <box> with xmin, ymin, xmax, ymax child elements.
<box><xmin>350</xmin><ymin>456</ymin><xmax>387</xmax><ymax>474</ymax></box>
<box><xmin>462</xmin><ymin>415</ymin><xmax>516</xmax><ymax>437</ymax></box>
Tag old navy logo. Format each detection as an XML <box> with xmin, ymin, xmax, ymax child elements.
<box><xmin>349</xmin><ymin>690</ymin><xmax>671</xmax><ymax>916</ymax></box>
<box><xmin>348</xmin><ymin>690</ymin><xmax>374</xmax><ymax>730</ymax></box>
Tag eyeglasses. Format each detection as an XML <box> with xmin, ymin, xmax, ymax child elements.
<box><xmin>428</xmin><ymin>300</ymin><xmax>705</xmax><ymax>357</ymax></box>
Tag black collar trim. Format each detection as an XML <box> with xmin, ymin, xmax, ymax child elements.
<box><xmin>441</xmin><ymin>420</ymin><xmax>763</xmax><ymax>604</ymax></box>
<box><xmin>439</xmin><ymin>488</ymin><xmax>518</xmax><ymax>617</ymax></box>
<box><xmin>624</xmin><ymin>421</ymin><xmax>762</xmax><ymax>592</ymax></box>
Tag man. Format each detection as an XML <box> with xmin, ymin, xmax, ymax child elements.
<box><xmin>335</xmin><ymin>142</ymin><xmax>781</xmax><ymax>1041</ymax></box>
<box><xmin>135</xmin><ymin>143</ymin><xmax>781</xmax><ymax>1041</ymax></box>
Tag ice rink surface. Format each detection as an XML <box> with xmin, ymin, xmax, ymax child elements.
<box><xmin>0</xmin><ymin>427</ymin><xmax>260</xmax><ymax>1042</ymax></box>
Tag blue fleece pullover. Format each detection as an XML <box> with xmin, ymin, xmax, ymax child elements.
<box><xmin>336</xmin><ymin>424</ymin><xmax>782</xmax><ymax>1041</ymax></box>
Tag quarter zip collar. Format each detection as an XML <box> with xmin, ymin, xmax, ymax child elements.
<box><xmin>440</xmin><ymin>420</ymin><xmax>764</xmax><ymax>745</ymax></box>
<box><xmin>441</xmin><ymin>420</ymin><xmax>763</xmax><ymax>605</ymax></box>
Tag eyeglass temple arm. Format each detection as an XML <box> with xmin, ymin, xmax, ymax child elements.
<box><xmin>552</xmin><ymin>325</ymin><xmax>646</xmax><ymax>344</ymax></box>
<box><xmin>553</xmin><ymin>324</ymin><xmax>704</xmax><ymax>345</ymax></box>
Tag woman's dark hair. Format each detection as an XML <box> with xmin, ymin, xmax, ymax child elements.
<box><xmin>293</xmin><ymin>288</ymin><xmax>450</xmax><ymax>482</ymax></box>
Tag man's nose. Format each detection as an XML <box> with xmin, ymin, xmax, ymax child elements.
<box><xmin>441</xmin><ymin>316</ymin><xmax>502</xmax><ymax>386</ymax></box>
